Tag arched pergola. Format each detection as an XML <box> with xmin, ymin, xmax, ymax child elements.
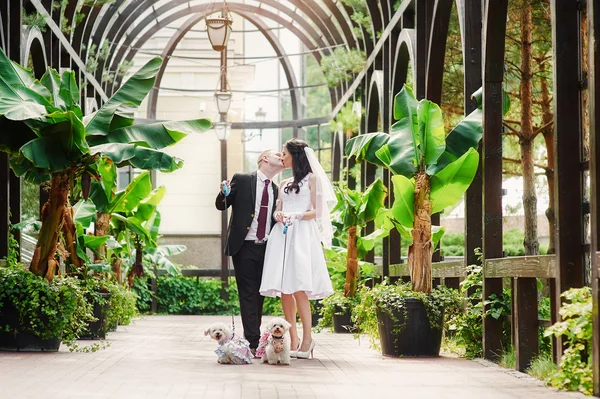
<box><xmin>2</xmin><ymin>0</ymin><xmax>600</xmax><ymax>393</ymax></box>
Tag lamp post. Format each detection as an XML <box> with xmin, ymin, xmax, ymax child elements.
<box><xmin>208</xmin><ymin>0</ymin><xmax>233</xmax><ymax>301</ymax></box>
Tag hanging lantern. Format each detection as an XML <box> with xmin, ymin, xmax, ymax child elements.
<box><xmin>206</xmin><ymin>1</ymin><xmax>233</xmax><ymax>52</ymax></box>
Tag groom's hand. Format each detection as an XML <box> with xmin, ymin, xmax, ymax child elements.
<box><xmin>220</xmin><ymin>180</ymin><xmax>231</xmax><ymax>194</ymax></box>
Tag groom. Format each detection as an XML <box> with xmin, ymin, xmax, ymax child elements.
<box><xmin>215</xmin><ymin>149</ymin><xmax>283</xmax><ymax>354</ymax></box>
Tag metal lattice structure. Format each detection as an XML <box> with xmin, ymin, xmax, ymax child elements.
<box><xmin>3</xmin><ymin>0</ymin><xmax>600</xmax><ymax>393</ymax></box>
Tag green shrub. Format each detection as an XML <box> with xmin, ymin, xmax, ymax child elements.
<box><xmin>545</xmin><ymin>287</ymin><xmax>593</xmax><ymax>395</ymax></box>
<box><xmin>132</xmin><ymin>276</ymin><xmax>283</xmax><ymax>316</ymax></box>
<box><xmin>0</xmin><ymin>265</ymin><xmax>94</xmax><ymax>346</ymax></box>
<box><xmin>106</xmin><ymin>282</ymin><xmax>138</xmax><ymax>327</ymax></box>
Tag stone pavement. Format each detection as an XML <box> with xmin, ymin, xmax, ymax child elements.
<box><xmin>0</xmin><ymin>315</ymin><xmax>587</xmax><ymax>399</ymax></box>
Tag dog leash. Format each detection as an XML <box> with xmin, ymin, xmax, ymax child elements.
<box><xmin>221</xmin><ymin>181</ymin><xmax>236</xmax><ymax>333</ymax></box>
<box><xmin>280</xmin><ymin>218</ymin><xmax>290</xmax><ymax>291</ymax></box>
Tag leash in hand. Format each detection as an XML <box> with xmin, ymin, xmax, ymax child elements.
<box><xmin>280</xmin><ymin>218</ymin><xmax>290</xmax><ymax>291</ymax></box>
<box><xmin>221</xmin><ymin>180</ymin><xmax>235</xmax><ymax>333</ymax></box>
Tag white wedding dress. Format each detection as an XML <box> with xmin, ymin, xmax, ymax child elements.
<box><xmin>260</xmin><ymin>175</ymin><xmax>334</xmax><ymax>300</ymax></box>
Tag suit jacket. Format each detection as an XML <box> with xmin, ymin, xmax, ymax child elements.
<box><xmin>215</xmin><ymin>171</ymin><xmax>279</xmax><ymax>256</ymax></box>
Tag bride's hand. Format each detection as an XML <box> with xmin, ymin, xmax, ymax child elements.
<box><xmin>274</xmin><ymin>211</ymin><xmax>286</xmax><ymax>224</ymax></box>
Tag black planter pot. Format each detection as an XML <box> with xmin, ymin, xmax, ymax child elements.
<box><xmin>0</xmin><ymin>330</ymin><xmax>61</xmax><ymax>352</ymax></box>
<box><xmin>0</xmin><ymin>304</ymin><xmax>61</xmax><ymax>352</ymax></box>
<box><xmin>377</xmin><ymin>298</ymin><xmax>443</xmax><ymax>357</ymax></box>
<box><xmin>332</xmin><ymin>306</ymin><xmax>354</xmax><ymax>333</ymax></box>
<box><xmin>311</xmin><ymin>300</ymin><xmax>322</xmax><ymax>327</ymax></box>
<box><xmin>80</xmin><ymin>292</ymin><xmax>110</xmax><ymax>340</ymax></box>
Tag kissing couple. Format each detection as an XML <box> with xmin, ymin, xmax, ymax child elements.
<box><xmin>215</xmin><ymin>138</ymin><xmax>335</xmax><ymax>360</ymax></box>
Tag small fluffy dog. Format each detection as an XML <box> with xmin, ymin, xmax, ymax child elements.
<box><xmin>257</xmin><ymin>317</ymin><xmax>292</xmax><ymax>365</ymax></box>
<box><xmin>204</xmin><ymin>322</ymin><xmax>253</xmax><ymax>364</ymax></box>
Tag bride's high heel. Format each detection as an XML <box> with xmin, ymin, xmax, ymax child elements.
<box><xmin>290</xmin><ymin>341</ymin><xmax>300</xmax><ymax>358</ymax></box>
<box><xmin>296</xmin><ymin>339</ymin><xmax>315</xmax><ymax>359</ymax></box>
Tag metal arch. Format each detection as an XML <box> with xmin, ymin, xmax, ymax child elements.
<box><xmin>340</xmin><ymin>3</ymin><xmax>372</xmax><ymax>53</ymax></box>
<box><xmin>94</xmin><ymin>0</ymin><xmax>338</xmax><ymax>88</ymax></box>
<box><xmin>317</xmin><ymin>0</ymin><xmax>358</xmax><ymax>48</ymax></box>
<box><xmin>367</xmin><ymin>70</ymin><xmax>384</xmax><ymax>131</ymax></box>
<box><xmin>21</xmin><ymin>26</ymin><xmax>48</xmax><ymax>79</ymax></box>
<box><xmin>392</xmin><ymin>29</ymin><xmax>417</xmax><ymax>97</ymax></box>
<box><xmin>425</xmin><ymin>0</ymin><xmax>453</xmax><ymax>103</ymax></box>
<box><xmin>0</xmin><ymin>10</ymin><xmax>5</xmax><ymax>51</ymax></box>
<box><xmin>109</xmin><ymin>3</ymin><xmax>333</xmax><ymax>100</ymax></box>
<box><xmin>145</xmin><ymin>10</ymin><xmax>305</xmax><ymax>135</ymax></box>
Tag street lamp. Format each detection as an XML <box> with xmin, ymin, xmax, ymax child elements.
<box><xmin>255</xmin><ymin>107</ymin><xmax>266</xmax><ymax>122</ymax></box>
<box><xmin>206</xmin><ymin>0</ymin><xmax>233</xmax><ymax>52</ymax></box>
<box><xmin>241</xmin><ymin>107</ymin><xmax>267</xmax><ymax>142</ymax></box>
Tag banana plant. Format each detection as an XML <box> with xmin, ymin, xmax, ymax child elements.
<box><xmin>346</xmin><ymin>85</ymin><xmax>493</xmax><ymax>293</ymax></box>
<box><xmin>331</xmin><ymin>178</ymin><xmax>387</xmax><ymax>297</ymax></box>
<box><xmin>0</xmin><ymin>48</ymin><xmax>210</xmax><ymax>280</ymax></box>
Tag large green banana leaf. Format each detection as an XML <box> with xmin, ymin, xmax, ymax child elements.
<box><xmin>345</xmin><ymin>132</ymin><xmax>390</xmax><ymax>167</ymax></box>
<box><xmin>109</xmin><ymin>171</ymin><xmax>153</xmax><ymax>214</ymax></box>
<box><xmin>84</xmin><ymin>57</ymin><xmax>162</xmax><ymax>138</ymax></box>
<box><xmin>390</xmin><ymin>174</ymin><xmax>415</xmax><ymax>228</ymax></box>
<box><xmin>430</xmin><ymin>148</ymin><xmax>480</xmax><ymax>214</ymax></box>
<box><xmin>333</xmin><ymin>178</ymin><xmax>387</xmax><ymax>229</ymax></box>
<box><xmin>88</xmin><ymin>119</ymin><xmax>211</xmax><ymax>148</ymax></box>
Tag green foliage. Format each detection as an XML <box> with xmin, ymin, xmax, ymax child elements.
<box><xmin>0</xmin><ymin>265</ymin><xmax>94</xmax><ymax>347</ymax></box>
<box><xmin>498</xmin><ymin>346</ymin><xmax>516</xmax><ymax>369</ymax></box>
<box><xmin>527</xmin><ymin>353</ymin><xmax>558</xmax><ymax>382</ymax></box>
<box><xmin>321</xmin><ymin>48</ymin><xmax>366</xmax><ymax>88</ymax></box>
<box><xmin>106</xmin><ymin>282</ymin><xmax>138</xmax><ymax>327</ymax></box>
<box><xmin>22</xmin><ymin>11</ymin><xmax>47</xmax><ymax>33</ymax></box>
<box><xmin>353</xmin><ymin>280</ymin><xmax>463</xmax><ymax>349</ymax></box>
<box><xmin>545</xmin><ymin>287</ymin><xmax>593</xmax><ymax>395</ymax></box>
<box><xmin>439</xmin><ymin>229</ymin><xmax>549</xmax><ymax>257</ymax></box>
<box><xmin>316</xmin><ymin>291</ymin><xmax>359</xmax><ymax>331</ymax></box>
<box><xmin>132</xmin><ymin>276</ymin><xmax>283</xmax><ymax>316</ymax></box>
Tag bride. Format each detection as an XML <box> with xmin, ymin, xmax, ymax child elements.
<box><xmin>259</xmin><ymin>138</ymin><xmax>335</xmax><ymax>359</ymax></box>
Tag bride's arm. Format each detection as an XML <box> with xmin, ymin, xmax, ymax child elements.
<box><xmin>274</xmin><ymin>181</ymin><xmax>285</xmax><ymax>223</ymax></box>
<box><xmin>297</xmin><ymin>174</ymin><xmax>317</xmax><ymax>220</ymax></box>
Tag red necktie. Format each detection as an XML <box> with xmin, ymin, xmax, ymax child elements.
<box><xmin>256</xmin><ymin>179</ymin><xmax>270</xmax><ymax>240</ymax></box>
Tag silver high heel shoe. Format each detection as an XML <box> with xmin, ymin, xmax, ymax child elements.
<box><xmin>296</xmin><ymin>339</ymin><xmax>315</xmax><ymax>359</ymax></box>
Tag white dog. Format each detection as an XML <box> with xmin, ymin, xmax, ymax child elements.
<box><xmin>204</xmin><ymin>322</ymin><xmax>253</xmax><ymax>364</ymax></box>
<box><xmin>258</xmin><ymin>317</ymin><xmax>291</xmax><ymax>365</ymax></box>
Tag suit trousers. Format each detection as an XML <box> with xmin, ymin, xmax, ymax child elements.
<box><xmin>232</xmin><ymin>241</ymin><xmax>266</xmax><ymax>349</ymax></box>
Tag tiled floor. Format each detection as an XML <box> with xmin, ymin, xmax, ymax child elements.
<box><xmin>0</xmin><ymin>315</ymin><xmax>587</xmax><ymax>398</ymax></box>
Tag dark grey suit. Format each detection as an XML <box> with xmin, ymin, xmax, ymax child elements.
<box><xmin>215</xmin><ymin>171</ymin><xmax>278</xmax><ymax>348</ymax></box>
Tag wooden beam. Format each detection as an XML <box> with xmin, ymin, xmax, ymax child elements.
<box><xmin>484</xmin><ymin>255</ymin><xmax>557</xmax><ymax>278</ymax></box>
<box><xmin>589</xmin><ymin>0</ymin><xmax>600</xmax><ymax>393</ymax></box>
<box><xmin>375</xmin><ymin>260</ymin><xmax>466</xmax><ymax>278</ymax></box>
<box><xmin>551</xmin><ymin>0</ymin><xmax>585</xmax><ymax>360</ymax></box>
<box><xmin>482</xmin><ymin>0</ymin><xmax>509</xmax><ymax>361</ymax></box>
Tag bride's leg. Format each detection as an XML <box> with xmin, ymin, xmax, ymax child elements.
<box><xmin>294</xmin><ymin>291</ymin><xmax>312</xmax><ymax>351</ymax></box>
<box><xmin>282</xmin><ymin>293</ymin><xmax>299</xmax><ymax>350</ymax></box>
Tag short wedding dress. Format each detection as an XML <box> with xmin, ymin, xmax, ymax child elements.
<box><xmin>260</xmin><ymin>175</ymin><xmax>334</xmax><ymax>300</ymax></box>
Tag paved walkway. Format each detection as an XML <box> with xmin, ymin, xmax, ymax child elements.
<box><xmin>0</xmin><ymin>315</ymin><xmax>587</xmax><ymax>398</ymax></box>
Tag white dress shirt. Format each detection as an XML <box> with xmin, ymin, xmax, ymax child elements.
<box><xmin>245</xmin><ymin>170</ymin><xmax>275</xmax><ymax>241</ymax></box>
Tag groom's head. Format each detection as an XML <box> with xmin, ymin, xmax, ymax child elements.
<box><xmin>257</xmin><ymin>150</ymin><xmax>284</xmax><ymax>177</ymax></box>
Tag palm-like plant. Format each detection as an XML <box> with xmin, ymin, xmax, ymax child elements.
<box><xmin>346</xmin><ymin>85</ymin><xmax>485</xmax><ymax>293</ymax></box>
<box><xmin>0</xmin><ymin>49</ymin><xmax>210</xmax><ymax>280</ymax></box>
<box><xmin>332</xmin><ymin>179</ymin><xmax>387</xmax><ymax>297</ymax></box>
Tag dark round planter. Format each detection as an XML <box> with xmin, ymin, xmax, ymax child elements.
<box><xmin>0</xmin><ymin>330</ymin><xmax>61</xmax><ymax>352</ymax></box>
<box><xmin>80</xmin><ymin>292</ymin><xmax>110</xmax><ymax>340</ymax></box>
<box><xmin>332</xmin><ymin>306</ymin><xmax>354</xmax><ymax>333</ymax></box>
<box><xmin>376</xmin><ymin>298</ymin><xmax>443</xmax><ymax>357</ymax></box>
<box><xmin>0</xmin><ymin>303</ymin><xmax>61</xmax><ymax>352</ymax></box>
<box><xmin>311</xmin><ymin>300</ymin><xmax>322</xmax><ymax>327</ymax></box>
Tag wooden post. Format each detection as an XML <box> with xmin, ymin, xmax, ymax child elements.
<box><xmin>551</xmin><ymin>0</ymin><xmax>585</xmax><ymax>360</ymax></box>
<box><xmin>587</xmin><ymin>0</ymin><xmax>600</xmax><ymax>393</ymax></box>
<box><xmin>482</xmin><ymin>0</ymin><xmax>509</xmax><ymax>361</ymax></box>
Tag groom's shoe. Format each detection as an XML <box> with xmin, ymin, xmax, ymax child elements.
<box><xmin>250</xmin><ymin>348</ymin><xmax>260</xmax><ymax>359</ymax></box>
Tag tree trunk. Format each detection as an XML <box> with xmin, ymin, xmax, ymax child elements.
<box><xmin>62</xmin><ymin>205</ymin><xmax>83</xmax><ymax>270</ymax></box>
<box><xmin>344</xmin><ymin>225</ymin><xmax>358</xmax><ymax>297</ymax></box>
<box><xmin>538</xmin><ymin>59</ymin><xmax>555</xmax><ymax>254</ymax></box>
<box><xmin>127</xmin><ymin>238</ymin><xmax>144</xmax><ymax>288</ymax></box>
<box><xmin>408</xmin><ymin>172</ymin><xmax>432</xmax><ymax>293</ymax></box>
<box><xmin>30</xmin><ymin>173</ymin><xmax>69</xmax><ymax>280</ymax></box>
<box><xmin>112</xmin><ymin>257</ymin><xmax>122</xmax><ymax>283</ymax></box>
<box><xmin>519</xmin><ymin>1</ymin><xmax>539</xmax><ymax>256</ymax></box>
<box><xmin>94</xmin><ymin>212</ymin><xmax>111</xmax><ymax>262</ymax></box>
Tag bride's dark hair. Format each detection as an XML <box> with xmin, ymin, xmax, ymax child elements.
<box><xmin>283</xmin><ymin>139</ymin><xmax>312</xmax><ymax>194</ymax></box>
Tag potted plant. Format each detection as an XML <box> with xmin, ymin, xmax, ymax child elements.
<box><xmin>0</xmin><ymin>48</ymin><xmax>209</xmax><ymax>350</ymax></box>
<box><xmin>346</xmin><ymin>85</ymin><xmax>489</xmax><ymax>356</ymax></box>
